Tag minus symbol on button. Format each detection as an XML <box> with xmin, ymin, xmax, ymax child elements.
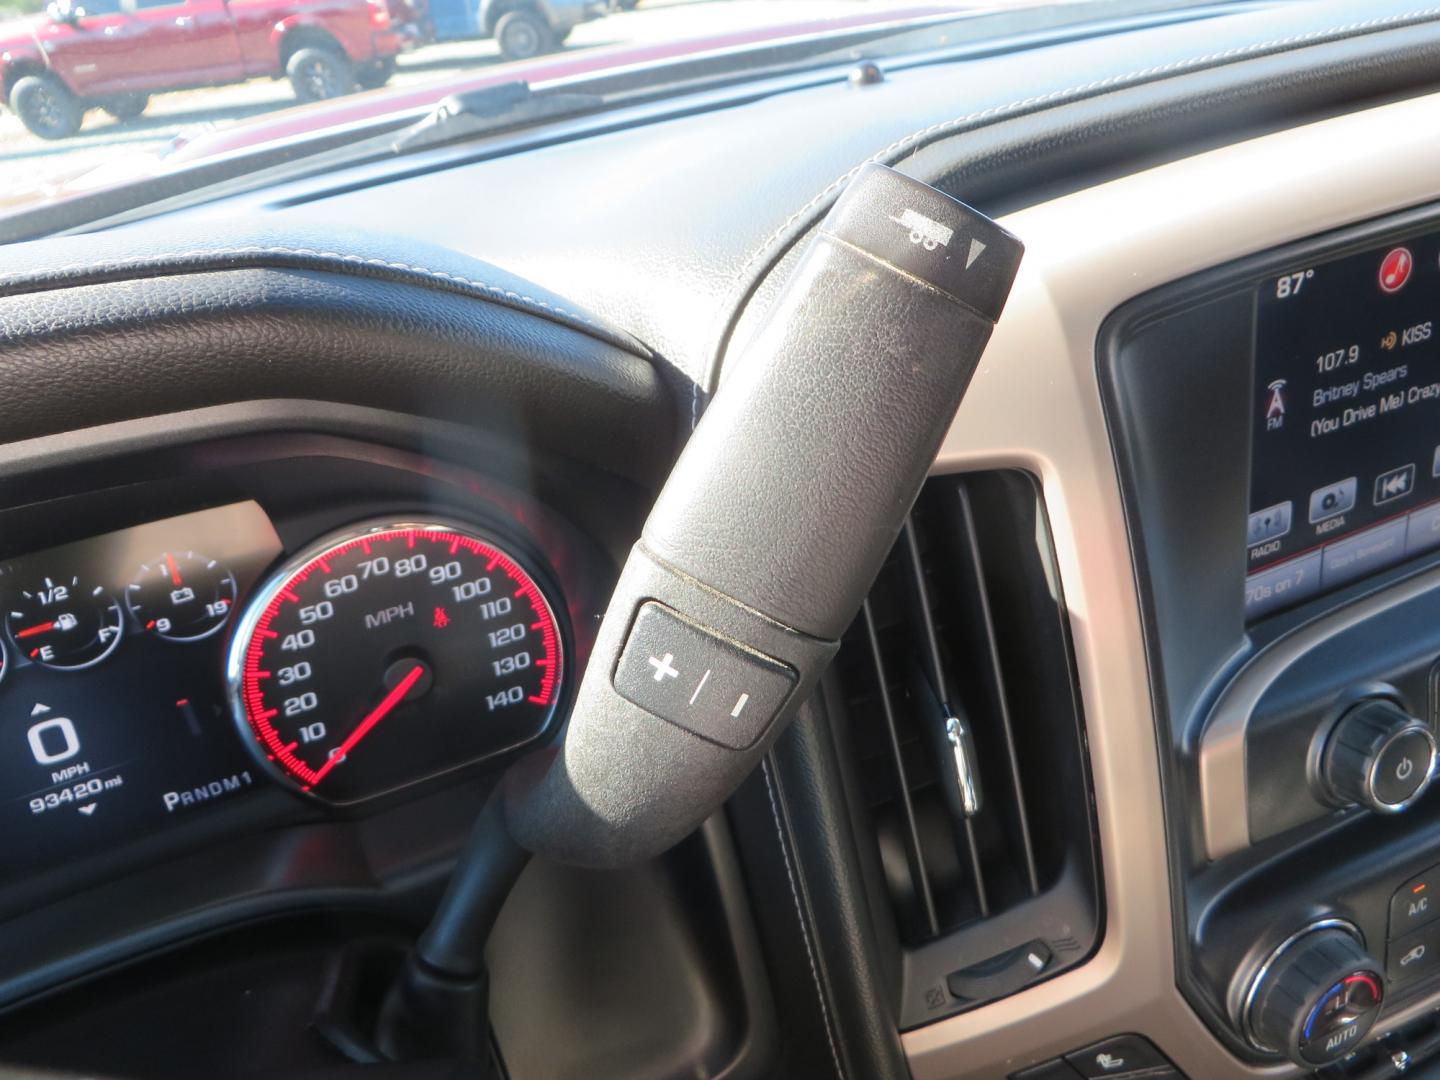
<box><xmin>731</xmin><ymin>693</ymin><xmax>750</xmax><ymax>718</ymax></box>
<box><xmin>689</xmin><ymin>669</ymin><xmax>711</xmax><ymax>705</ymax></box>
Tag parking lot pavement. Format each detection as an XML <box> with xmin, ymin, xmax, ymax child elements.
<box><xmin>0</xmin><ymin>0</ymin><xmax>929</xmax><ymax>204</ymax></box>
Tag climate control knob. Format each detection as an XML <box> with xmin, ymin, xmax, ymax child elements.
<box><xmin>1322</xmin><ymin>700</ymin><xmax>1436</xmax><ymax>813</ymax></box>
<box><xmin>1244</xmin><ymin>924</ymin><xmax>1384</xmax><ymax>1067</ymax></box>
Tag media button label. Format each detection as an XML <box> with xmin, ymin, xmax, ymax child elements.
<box><xmin>1309</xmin><ymin>478</ymin><xmax>1358</xmax><ymax>524</ymax></box>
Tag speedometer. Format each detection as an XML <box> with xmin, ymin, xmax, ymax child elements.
<box><xmin>226</xmin><ymin>520</ymin><xmax>565</xmax><ymax>804</ymax></box>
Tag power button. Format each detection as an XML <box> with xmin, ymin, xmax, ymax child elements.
<box><xmin>1322</xmin><ymin>700</ymin><xmax>1438</xmax><ymax>813</ymax></box>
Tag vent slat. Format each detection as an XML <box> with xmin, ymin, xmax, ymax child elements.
<box><xmin>953</xmin><ymin>484</ymin><xmax>1041</xmax><ymax>896</ymax></box>
<box><xmin>901</xmin><ymin>520</ymin><xmax>951</xmax><ymax>703</ymax></box>
<box><xmin>960</xmin><ymin>817</ymin><xmax>989</xmax><ymax>918</ymax></box>
<box><xmin>899</xmin><ymin>518</ymin><xmax>990</xmax><ymax>912</ymax></box>
<box><xmin>861</xmin><ymin>599</ymin><xmax>940</xmax><ymax>939</ymax></box>
<box><xmin>835</xmin><ymin>471</ymin><xmax>1090</xmax><ymax>952</ymax></box>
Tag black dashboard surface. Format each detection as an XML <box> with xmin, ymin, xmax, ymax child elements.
<box><xmin>7</xmin><ymin>0</ymin><xmax>1440</xmax><ymax>1076</ymax></box>
<box><xmin>133</xmin><ymin>0</ymin><xmax>1440</xmax><ymax>391</ymax></box>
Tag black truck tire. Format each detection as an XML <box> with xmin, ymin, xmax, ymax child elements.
<box><xmin>286</xmin><ymin>45</ymin><xmax>355</xmax><ymax>102</ymax></box>
<box><xmin>10</xmin><ymin>74</ymin><xmax>83</xmax><ymax>140</ymax></box>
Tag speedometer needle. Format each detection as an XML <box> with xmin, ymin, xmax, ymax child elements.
<box><xmin>15</xmin><ymin>621</ymin><xmax>55</xmax><ymax>639</ymax></box>
<box><xmin>312</xmin><ymin>662</ymin><xmax>426</xmax><ymax>784</ymax></box>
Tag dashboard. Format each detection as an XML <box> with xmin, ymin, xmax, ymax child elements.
<box><xmin>17</xmin><ymin>1</ymin><xmax>1440</xmax><ymax>1079</ymax></box>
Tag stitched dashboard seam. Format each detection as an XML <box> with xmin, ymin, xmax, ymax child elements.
<box><xmin>0</xmin><ymin>245</ymin><xmax>646</xmax><ymax>356</ymax></box>
<box><xmin>761</xmin><ymin>755</ymin><xmax>845</xmax><ymax>1080</ymax></box>
<box><xmin>712</xmin><ymin>5</ymin><xmax>1440</xmax><ymax>386</ymax></box>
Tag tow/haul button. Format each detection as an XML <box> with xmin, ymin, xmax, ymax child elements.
<box><xmin>613</xmin><ymin>602</ymin><xmax>797</xmax><ymax>750</ymax></box>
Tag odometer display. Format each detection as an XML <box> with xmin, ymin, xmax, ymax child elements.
<box><xmin>227</xmin><ymin>521</ymin><xmax>564</xmax><ymax>803</ymax></box>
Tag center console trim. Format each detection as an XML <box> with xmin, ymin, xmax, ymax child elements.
<box><xmin>901</xmin><ymin>89</ymin><xmax>1440</xmax><ymax>1079</ymax></box>
<box><xmin>1201</xmin><ymin>562</ymin><xmax>1440</xmax><ymax>860</ymax></box>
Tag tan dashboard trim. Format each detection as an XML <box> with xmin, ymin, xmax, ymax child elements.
<box><xmin>903</xmin><ymin>90</ymin><xmax>1440</xmax><ymax>1079</ymax></box>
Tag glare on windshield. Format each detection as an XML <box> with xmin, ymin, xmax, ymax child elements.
<box><xmin>0</xmin><ymin>0</ymin><xmax>1221</xmax><ymax>214</ymax></box>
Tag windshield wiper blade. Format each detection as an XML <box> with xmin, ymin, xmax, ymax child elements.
<box><xmin>392</xmin><ymin>82</ymin><xmax>604</xmax><ymax>155</ymax></box>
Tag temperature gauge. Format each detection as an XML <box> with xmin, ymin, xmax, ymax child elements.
<box><xmin>126</xmin><ymin>552</ymin><xmax>237</xmax><ymax>643</ymax></box>
<box><xmin>8</xmin><ymin>576</ymin><xmax>123</xmax><ymax>670</ymax></box>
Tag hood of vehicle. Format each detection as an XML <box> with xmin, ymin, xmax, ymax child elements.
<box><xmin>0</xmin><ymin>13</ymin><xmax>50</xmax><ymax>53</ymax></box>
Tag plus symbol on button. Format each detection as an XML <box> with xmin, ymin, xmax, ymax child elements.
<box><xmin>648</xmin><ymin>653</ymin><xmax>679</xmax><ymax>682</ymax></box>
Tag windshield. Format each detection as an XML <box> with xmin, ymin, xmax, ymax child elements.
<box><xmin>0</xmin><ymin>0</ymin><xmax>1271</xmax><ymax>226</ymax></box>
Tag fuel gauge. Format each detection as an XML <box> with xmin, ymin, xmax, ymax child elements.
<box><xmin>8</xmin><ymin>577</ymin><xmax>124</xmax><ymax>670</ymax></box>
<box><xmin>126</xmin><ymin>552</ymin><xmax>237</xmax><ymax>643</ymax></box>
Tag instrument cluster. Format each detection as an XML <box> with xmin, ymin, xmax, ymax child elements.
<box><xmin>0</xmin><ymin>500</ymin><xmax>570</xmax><ymax>878</ymax></box>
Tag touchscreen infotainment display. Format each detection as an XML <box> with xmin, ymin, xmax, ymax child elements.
<box><xmin>1247</xmin><ymin>232</ymin><xmax>1440</xmax><ymax>619</ymax></box>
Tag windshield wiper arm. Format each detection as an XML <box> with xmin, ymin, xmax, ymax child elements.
<box><xmin>392</xmin><ymin>82</ymin><xmax>603</xmax><ymax>155</ymax></box>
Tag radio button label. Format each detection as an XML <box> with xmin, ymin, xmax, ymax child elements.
<box><xmin>1248</xmin><ymin>502</ymin><xmax>1293</xmax><ymax>548</ymax></box>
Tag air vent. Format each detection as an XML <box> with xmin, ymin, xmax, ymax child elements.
<box><xmin>829</xmin><ymin>470</ymin><xmax>1099</xmax><ymax>1026</ymax></box>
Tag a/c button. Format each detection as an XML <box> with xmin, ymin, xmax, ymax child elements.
<box><xmin>1391</xmin><ymin>866</ymin><xmax>1440</xmax><ymax>938</ymax></box>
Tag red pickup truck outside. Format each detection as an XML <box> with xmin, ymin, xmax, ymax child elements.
<box><xmin>0</xmin><ymin>0</ymin><xmax>421</xmax><ymax>139</ymax></box>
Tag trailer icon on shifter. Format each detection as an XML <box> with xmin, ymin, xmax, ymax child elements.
<box><xmin>889</xmin><ymin>208</ymin><xmax>953</xmax><ymax>251</ymax></box>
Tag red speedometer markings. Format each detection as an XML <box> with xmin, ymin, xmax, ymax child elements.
<box><xmin>311</xmin><ymin>663</ymin><xmax>426</xmax><ymax>784</ymax></box>
<box><xmin>238</xmin><ymin>523</ymin><xmax>564</xmax><ymax>801</ymax></box>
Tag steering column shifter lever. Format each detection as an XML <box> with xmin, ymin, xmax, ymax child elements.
<box><xmin>371</xmin><ymin>164</ymin><xmax>1022</xmax><ymax>1062</ymax></box>
<box><xmin>505</xmin><ymin>162</ymin><xmax>1023</xmax><ymax>867</ymax></box>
